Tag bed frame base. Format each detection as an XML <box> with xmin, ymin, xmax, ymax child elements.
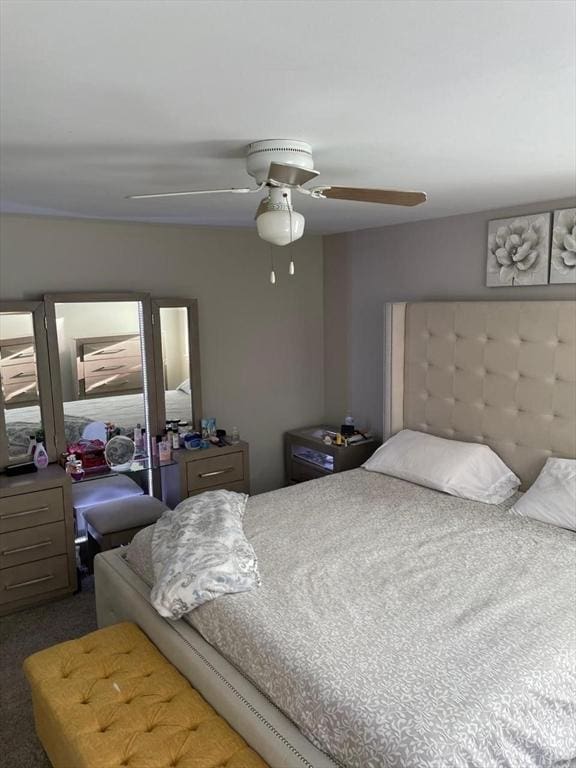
<box><xmin>95</xmin><ymin>549</ymin><xmax>339</xmax><ymax>768</ymax></box>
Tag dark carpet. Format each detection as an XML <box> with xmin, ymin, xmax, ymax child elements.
<box><xmin>0</xmin><ymin>577</ymin><xmax>97</xmax><ymax>767</ymax></box>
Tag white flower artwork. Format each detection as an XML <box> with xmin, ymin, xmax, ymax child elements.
<box><xmin>549</xmin><ymin>207</ymin><xmax>576</xmax><ymax>284</ymax></box>
<box><xmin>486</xmin><ymin>213</ymin><xmax>551</xmax><ymax>287</ymax></box>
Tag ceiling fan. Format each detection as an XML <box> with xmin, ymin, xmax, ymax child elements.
<box><xmin>127</xmin><ymin>140</ymin><xmax>427</xmax><ymax>249</ymax></box>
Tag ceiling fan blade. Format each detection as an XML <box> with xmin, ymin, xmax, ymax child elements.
<box><xmin>268</xmin><ymin>162</ymin><xmax>320</xmax><ymax>187</ymax></box>
<box><xmin>318</xmin><ymin>187</ymin><xmax>427</xmax><ymax>206</ymax></box>
<box><xmin>126</xmin><ymin>187</ymin><xmax>256</xmax><ymax>200</ymax></box>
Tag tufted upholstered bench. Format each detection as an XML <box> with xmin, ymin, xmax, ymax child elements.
<box><xmin>23</xmin><ymin>621</ymin><xmax>268</xmax><ymax>768</ymax></box>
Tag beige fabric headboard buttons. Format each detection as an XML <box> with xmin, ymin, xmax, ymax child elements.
<box><xmin>384</xmin><ymin>300</ymin><xmax>576</xmax><ymax>488</ymax></box>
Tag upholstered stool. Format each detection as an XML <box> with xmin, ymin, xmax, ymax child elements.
<box><xmin>84</xmin><ymin>495</ymin><xmax>168</xmax><ymax>572</ymax></box>
<box><xmin>72</xmin><ymin>475</ymin><xmax>145</xmax><ymax>538</ymax></box>
<box><xmin>23</xmin><ymin>621</ymin><xmax>268</xmax><ymax>768</ymax></box>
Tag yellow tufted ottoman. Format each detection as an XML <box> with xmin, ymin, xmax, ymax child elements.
<box><xmin>23</xmin><ymin>621</ymin><xmax>269</xmax><ymax>768</ymax></box>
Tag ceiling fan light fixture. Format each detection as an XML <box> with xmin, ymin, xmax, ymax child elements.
<box><xmin>256</xmin><ymin>208</ymin><xmax>305</xmax><ymax>247</ymax></box>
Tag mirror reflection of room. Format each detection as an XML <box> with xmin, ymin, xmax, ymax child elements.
<box><xmin>54</xmin><ymin>300</ymin><xmax>148</xmax><ymax>449</ymax></box>
<box><xmin>159</xmin><ymin>306</ymin><xmax>193</xmax><ymax>427</ymax></box>
<box><xmin>0</xmin><ymin>310</ymin><xmax>42</xmax><ymax>459</ymax></box>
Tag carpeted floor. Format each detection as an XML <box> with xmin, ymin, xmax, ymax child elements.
<box><xmin>0</xmin><ymin>576</ymin><xmax>97</xmax><ymax>768</ymax></box>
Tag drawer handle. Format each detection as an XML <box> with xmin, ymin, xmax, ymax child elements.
<box><xmin>0</xmin><ymin>505</ymin><xmax>49</xmax><ymax>520</ymax></box>
<box><xmin>5</xmin><ymin>574</ymin><xmax>55</xmax><ymax>591</ymax></box>
<box><xmin>2</xmin><ymin>539</ymin><xmax>52</xmax><ymax>556</ymax></box>
<box><xmin>11</xmin><ymin>371</ymin><xmax>36</xmax><ymax>379</ymax></box>
<box><xmin>93</xmin><ymin>347</ymin><xmax>126</xmax><ymax>355</ymax></box>
<box><xmin>93</xmin><ymin>365</ymin><xmax>125</xmax><ymax>372</ymax></box>
<box><xmin>198</xmin><ymin>467</ymin><xmax>234</xmax><ymax>478</ymax></box>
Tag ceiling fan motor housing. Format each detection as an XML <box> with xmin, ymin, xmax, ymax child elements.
<box><xmin>246</xmin><ymin>139</ymin><xmax>314</xmax><ymax>184</ymax></box>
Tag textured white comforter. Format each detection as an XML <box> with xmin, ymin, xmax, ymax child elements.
<box><xmin>126</xmin><ymin>469</ymin><xmax>576</xmax><ymax>768</ymax></box>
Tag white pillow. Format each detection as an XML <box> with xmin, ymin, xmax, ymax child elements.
<box><xmin>176</xmin><ymin>378</ymin><xmax>191</xmax><ymax>395</ymax></box>
<box><xmin>363</xmin><ymin>429</ymin><xmax>520</xmax><ymax>504</ymax></box>
<box><xmin>512</xmin><ymin>458</ymin><xmax>576</xmax><ymax>531</ymax></box>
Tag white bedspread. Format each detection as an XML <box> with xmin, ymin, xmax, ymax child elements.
<box><xmin>126</xmin><ymin>469</ymin><xmax>576</xmax><ymax>768</ymax></box>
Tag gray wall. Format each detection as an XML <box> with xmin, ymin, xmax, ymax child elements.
<box><xmin>324</xmin><ymin>197</ymin><xmax>576</xmax><ymax>435</ymax></box>
<box><xmin>0</xmin><ymin>214</ymin><xmax>324</xmax><ymax>493</ymax></box>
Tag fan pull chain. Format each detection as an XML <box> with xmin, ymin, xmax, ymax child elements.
<box><xmin>269</xmin><ymin>245</ymin><xmax>276</xmax><ymax>285</ymax></box>
<box><xmin>286</xmin><ymin>192</ymin><xmax>295</xmax><ymax>276</ymax></box>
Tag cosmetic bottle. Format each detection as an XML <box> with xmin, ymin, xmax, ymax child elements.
<box><xmin>159</xmin><ymin>438</ymin><xmax>171</xmax><ymax>462</ymax></box>
<box><xmin>27</xmin><ymin>434</ymin><xmax>37</xmax><ymax>457</ymax></box>
<box><xmin>33</xmin><ymin>441</ymin><xmax>49</xmax><ymax>470</ymax></box>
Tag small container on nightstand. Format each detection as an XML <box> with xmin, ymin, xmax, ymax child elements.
<box><xmin>284</xmin><ymin>426</ymin><xmax>378</xmax><ymax>485</ymax></box>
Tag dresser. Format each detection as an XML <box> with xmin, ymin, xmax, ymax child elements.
<box><xmin>0</xmin><ymin>335</ymin><xmax>39</xmax><ymax>408</ymax></box>
<box><xmin>163</xmin><ymin>442</ymin><xmax>250</xmax><ymax>509</ymax></box>
<box><xmin>0</xmin><ymin>466</ymin><xmax>77</xmax><ymax>615</ymax></box>
<box><xmin>76</xmin><ymin>334</ymin><xmax>143</xmax><ymax>399</ymax></box>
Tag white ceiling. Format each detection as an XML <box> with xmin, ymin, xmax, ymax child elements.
<box><xmin>1</xmin><ymin>0</ymin><xmax>575</xmax><ymax>234</ymax></box>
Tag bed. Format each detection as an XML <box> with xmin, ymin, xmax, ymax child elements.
<box><xmin>95</xmin><ymin>300</ymin><xmax>576</xmax><ymax>768</ymax></box>
<box><xmin>5</xmin><ymin>388</ymin><xmax>192</xmax><ymax>454</ymax></box>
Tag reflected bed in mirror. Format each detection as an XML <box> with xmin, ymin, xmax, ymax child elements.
<box><xmin>152</xmin><ymin>299</ymin><xmax>201</xmax><ymax>434</ymax></box>
<box><xmin>0</xmin><ymin>306</ymin><xmax>49</xmax><ymax>461</ymax></box>
<box><xmin>45</xmin><ymin>295</ymin><xmax>156</xmax><ymax>457</ymax></box>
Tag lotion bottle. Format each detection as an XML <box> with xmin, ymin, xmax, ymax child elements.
<box><xmin>33</xmin><ymin>441</ymin><xmax>49</xmax><ymax>470</ymax></box>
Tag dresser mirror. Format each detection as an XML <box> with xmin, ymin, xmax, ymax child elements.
<box><xmin>0</xmin><ymin>301</ymin><xmax>56</xmax><ymax>467</ymax></box>
<box><xmin>44</xmin><ymin>293</ymin><xmax>157</xmax><ymax>457</ymax></box>
<box><xmin>151</xmin><ymin>299</ymin><xmax>202</xmax><ymax>437</ymax></box>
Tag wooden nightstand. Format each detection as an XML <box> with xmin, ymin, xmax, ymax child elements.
<box><xmin>162</xmin><ymin>441</ymin><xmax>250</xmax><ymax>508</ymax></box>
<box><xmin>285</xmin><ymin>426</ymin><xmax>378</xmax><ymax>485</ymax></box>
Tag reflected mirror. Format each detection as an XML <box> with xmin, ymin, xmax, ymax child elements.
<box><xmin>0</xmin><ymin>310</ymin><xmax>42</xmax><ymax>459</ymax></box>
<box><xmin>50</xmin><ymin>299</ymin><xmax>150</xmax><ymax>457</ymax></box>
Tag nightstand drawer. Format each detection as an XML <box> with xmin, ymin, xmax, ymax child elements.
<box><xmin>0</xmin><ymin>488</ymin><xmax>64</xmax><ymax>534</ymax></box>
<box><xmin>0</xmin><ymin>521</ymin><xmax>67</xmax><ymax>569</ymax></box>
<box><xmin>186</xmin><ymin>451</ymin><xmax>244</xmax><ymax>492</ymax></box>
<box><xmin>290</xmin><ymin>458</ymin><xmax>328</xmax><ymax>483</ymax></box>
<box><xmin>0</xmin><ymin>555</ymin><xmax>69</xmax><ymax>606</ymax></box>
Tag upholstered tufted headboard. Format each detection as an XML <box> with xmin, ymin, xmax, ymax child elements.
<box><xmin>384</xmin><ymin>300</ymin><xmax>576</xmax><ymax>488</ymax></box>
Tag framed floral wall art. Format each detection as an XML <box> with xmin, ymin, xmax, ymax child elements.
<box><xmin>486</xmin><ymin>213</ymin><xmax>551</xmax><ymax>287</ymax></box>
<box><xmin>549</xmin><ymin>207</ymin><xmax>576</xmax><ymax>284</ymax></box>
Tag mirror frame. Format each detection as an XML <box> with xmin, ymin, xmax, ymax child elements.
<box><xmin>0</xmin><ymin>300</ymin><xmax>57</xmax><ymax>468</ymax></box>
<box><xmin>151</xmin><ymin>298</ymin><xmax>202</xmax><ymax>433</ymax></box>
<box><xmin>44</xmin><ymin>292</ymin><xmax>158</xmax><ymax>457</ymax></box>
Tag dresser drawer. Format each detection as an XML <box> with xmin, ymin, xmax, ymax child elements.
<box><xmin>0</xmin><ymin>555</ymin><xmax>69</xmax><ymax>606</ymax></box>
<box><xmin>186</xmin><ymin>451</ymin><xmax>244</xmax><ymax>492</ymax></box>
<box><xmin>82</xmin><ymin>335</ymin><xmax>141</xmax><ymax>361</ymax></box>
<box><xmin>83</xmin><ymin>370</ymin><xmax>143</xmax><ymax>396</ymax></box>
<box><xmin>2</xmin><ymin>363</ymin><xmax>39</xmax><ymax>405</ymax></box>
<box><xmin>0</xmin><ymin>488</ymin><xmax>64</xmax><ymax>534</ymax></box>
<box><xmin>83</xmin><ymin>356</ymin><xmax>142</xmax><ymax>378</ymax></box>
<box><xmin>0</xmin><ymin>521</ymin><xmax>67</xmax><ymax>569</ymax></box>
<box><xmin>0</xmin><ymin>340</ymin><xmax>36</xmax><ymax>364</ymax></box>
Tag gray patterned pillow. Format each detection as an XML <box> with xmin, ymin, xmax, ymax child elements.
<box><xmin>150</xmin><ymin>490</ymin><xmax>260</xmax><ymax>619</ymax></box>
